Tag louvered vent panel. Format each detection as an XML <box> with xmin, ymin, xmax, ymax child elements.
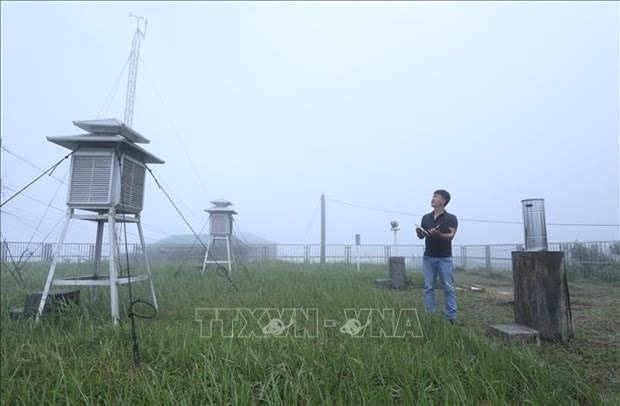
<box><xmin>69</xmin><ymin>154</ymin><xmax>113</xmax><ymax>205</ymax></box>
<box><xmin>118</xmin><ymin>156</ymin><xmax>145</xmax><ymax>213</ymax></box>
<box><xmin>211</xmin><ymin>214</ymin><xmax>230</xmax><ymax>235</ymax></box>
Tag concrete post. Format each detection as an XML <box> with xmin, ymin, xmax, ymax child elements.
<box><xmin>511</xmin><ymin>251</ymin><xmax>572</xmax><ymax>341</ymax></box>
<box><xmin>485</xmin><ymin>245</ymin><xmax>492</xmax><ymax>270</ymax></box>
<box><xmin>389</xmin><ymin>256</ymin><xmax>406</xmax><ymax>289</ymax></box>
<box><xmin>460</xmin><ymin>246</ymin><xmax>467</xmax><ymax>270</ymax></box>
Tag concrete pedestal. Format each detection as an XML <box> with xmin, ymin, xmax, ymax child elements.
<box><xmin>511</xmin><ymin>251</ymin><xmax>572</xmax><ymax>341</ymax></box>
<box><xmin>10</xmin><ymin>289</ymin><xmax>80</xmax><ymax>319</ymax></box>
<box><xmin>389</xmin><ymin>256</ymin><xmax>406</xmax><ymax>289</ymax></box>
<box><xmin>488</xmin><ymin>323</ymin><xmax>541</xmax><ymax>345</ymax></box>
<box><xmin>374</xmin><ymin>279</ymin><xmax>393</xmax><ymax>289</ymax></box>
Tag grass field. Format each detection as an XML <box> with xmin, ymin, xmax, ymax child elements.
<box><xmin>1</xmin><ymin>262</ymin><xmax>618</xmax><ymax>404</ymax></box>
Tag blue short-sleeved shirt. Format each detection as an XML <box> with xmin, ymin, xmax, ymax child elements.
<box><xmin>420</xmin><ymin>211</ymin><xmax>458</xmax><ymax>258</ymax></box>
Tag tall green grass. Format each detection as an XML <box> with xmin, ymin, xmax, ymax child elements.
<box><xmin>0</xmin><ymin>262</ymin><xmax>607</xmax><ymax>404</ymax></box>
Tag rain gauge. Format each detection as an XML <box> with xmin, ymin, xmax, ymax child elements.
<box><xmin>521</xmin><ymin>198</ymin><xmax>548</xmax><ymax>251</ymax></box>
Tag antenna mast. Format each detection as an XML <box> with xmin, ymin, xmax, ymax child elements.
<box><xmin>124</xmin><ymin>14</ymin><xmax>147</xmax><ymax>128</ymax></box>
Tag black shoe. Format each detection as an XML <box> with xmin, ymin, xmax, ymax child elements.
<box><xmin>448</xmin><ymin>319</ymin><xmax>463</xmax><ymax>326</ymax></box>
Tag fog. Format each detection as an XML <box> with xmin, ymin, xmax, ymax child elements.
<box><xmin>1</xmin><ymin>1</ymin><xmax>619</xmax><ymax>246</ymax></box>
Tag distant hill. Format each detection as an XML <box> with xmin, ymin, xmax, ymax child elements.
<box><xmin>149</xmin><ymin>232</ymin><xmax>276</xmax><ymax>263</ymax></box>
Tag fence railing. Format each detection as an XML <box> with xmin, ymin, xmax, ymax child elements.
<box><xmin>1</xmin><ymin>240</ymin><xmax>618</xmax><ymax>271</ymax></box>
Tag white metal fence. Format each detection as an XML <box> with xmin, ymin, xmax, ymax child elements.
<box><xmin>2</xmin><ymin>240</ymin><xmax>618</xmax><ymax>271</ymax></box>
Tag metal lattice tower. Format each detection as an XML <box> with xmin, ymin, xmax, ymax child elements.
<box><xmin>124</xmin><ymin>14</ymin><xmax>148</xmax><ymax>128</ymax></box>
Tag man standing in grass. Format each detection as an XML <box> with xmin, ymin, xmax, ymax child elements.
<box><xmin>416</xmin><ymin>189</ymin><xmax>459</xmax><ymax>324</ymax></box>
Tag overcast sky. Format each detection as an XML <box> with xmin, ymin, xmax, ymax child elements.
<box><xmin>1</xmin><ymin>1</ymin><xmax>619</xmax><ymax>246</ymax></box>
